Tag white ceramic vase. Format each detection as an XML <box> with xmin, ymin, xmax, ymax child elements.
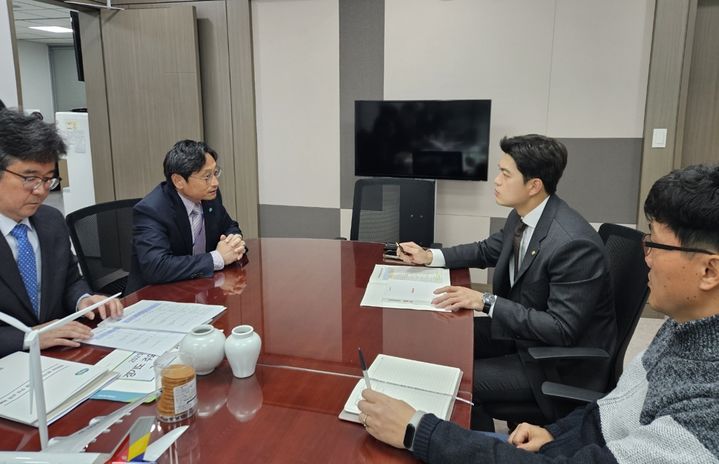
<box><xmin>179</xmin><ymin>324</ymin><xmax>225</xmax><ymax>375</ymax></box>
<box><xmin>225</xmin><ymin>325</ymin><xmax>261</xmax><ymax>378</ymax></box>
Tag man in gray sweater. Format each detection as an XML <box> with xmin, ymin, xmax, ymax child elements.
<box><xmin>358</xmin><ymin>164</ymin><xmax>719</xmax><ymax>463</ymax></box>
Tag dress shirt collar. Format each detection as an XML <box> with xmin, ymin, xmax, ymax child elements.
<box><xmin>177</xmin><ymin>191</ymin><xmax>202</xmax><ymax>216</ymax></box>
<box><xmin>0</xmin><ymin>212</ymin><xmax>34</xmax><ymax>238</ymax></box>
<box><xmin>520</xmin><ymin>195</ymin><xmax>551</xmax><ymax>229</ymax></box>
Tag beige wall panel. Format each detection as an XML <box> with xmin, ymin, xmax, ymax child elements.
<box><xmin>228</xmin><ymin>0</ymin><xmax>259</xmax><ymax>238</ymax></box>
<box><xmin>101</xmin><ymin>6</ymin><xmax>203</xmax><ymax>200</ymax></box>
<box><xmin>638</xmin><ymin>0</ymin><xmax>690</xmax><ymax>229</ymax></box>
<box><xmin>681</xmin><ymin>0</ymin><xmax>719</xmax><ymax>166</ymax></box>
<box><xmin>547</xmin><ymin>0</ymin><xmax>654</xmax><ymax>138</ymax></box>
<box><xmin>124</xmin><ymin>1</ymin><xmax>240</xmax><ymax>218</ymax></box>
<box><xmin>79</xmin><ymin>11</ymin><xmax>115</xmax><ymax>202</ymax></box>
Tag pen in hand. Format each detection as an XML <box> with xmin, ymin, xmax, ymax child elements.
<box><xmin>358</xmin><ymin>348</ymin><xmax>372</xmax><ymax>389</ymax></box>
<box><xmin>395</xmin><ymin>242</ymin><xmax>407</xmax><ymax>255</ymax></box>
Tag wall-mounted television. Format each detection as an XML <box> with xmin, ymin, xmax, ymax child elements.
<box><xmin>355</xmin><ymin>99</ymin><xmax>491</xmax><ymax>181</ymax></box>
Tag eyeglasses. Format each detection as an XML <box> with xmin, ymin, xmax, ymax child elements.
<box><xmin>2</xmin><ymin>168</ymin><xmax>61</xmax><ymax>191</ymax></box>
<box><xmin>642</xmin><ymin>234</ymin><xmax>716</xmax><ymax>256</ymax></box>
<box><xmin>190</xmin><ymin>167</ymin><xmax>222</xmax><ymax>184</ymax></box>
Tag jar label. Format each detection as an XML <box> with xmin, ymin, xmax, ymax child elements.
<box><xmin>173</xmin><ymin>377</ymin><xmax>198</xmax><ymax>414</ymax></box>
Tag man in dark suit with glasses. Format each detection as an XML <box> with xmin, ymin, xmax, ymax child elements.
<box><xmin>0</xmin><ymin>109</ymin><xmax>122</xmax><ymax>357</ymax></box>
<box><xmin>126</xmin><ymin>140</ymin><xmax>245</xmax><ymax>294</ymax></box>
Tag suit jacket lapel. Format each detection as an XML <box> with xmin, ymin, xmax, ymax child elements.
<box><xmin>165</xmin><ymin>185</ymin><xmax>194</xmax><ymax>254</ymax></box>
<box><xmin>32</xmin><ymin>214</ymin><xmax>54</xmax><ymax>322</ymax></box>
<box><xmin>202</xmin><ymin>201</ymin><xmax>217</xmax><ymax>252</ymax></box>
<box><xmin>514</xmin><ymin>195</ymin><xmax>559</xmax><ymax>284</ymax></box>
<box><xmin>493</xmin><ymin>212</ymin><xmax>521</xmax><ymax>297</ymax></box>
<box><xmin>0</xmin><ymin>224</ymin><xmax>38</xmax><ymax>321</ymax></box>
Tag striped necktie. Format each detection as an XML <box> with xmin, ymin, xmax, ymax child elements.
<box><xmin>11</xmin><ymin>224</ymin><xmax>40</xmax><ymax>316</ymax></box>
<box><xmin>190</xmin><ymin>206</ymin><xmax>205</xmax><ymax>255</ymax></box>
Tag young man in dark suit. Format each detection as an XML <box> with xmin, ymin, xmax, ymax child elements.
<box><xmin>398</xmin><ymin>134</ymin><xmax>616</xmax><ymax>429</ymax></box>
<box><xmin>126</xmin><ymin>140</ymin><xmax>245</xmax><ymax>294</ymax></box>
<box><xmin>359</xmin><ymin>164</ymin><xmax>719</xmax><ymax>463</ymax></box>
<box><xmin>0</xmin><ymin>109</ymin><xmax>123</xmax><ymax>357</ymax></box>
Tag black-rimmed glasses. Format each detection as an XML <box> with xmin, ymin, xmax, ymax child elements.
<box><xmin>642</xmin><ymin>234</ymin><xmax>715</xmax><ymax>256</ymax></box>
<box><xmin>2</xmin><ymin>168</ymin><xmax>61</xmax><ymax>191</ymax></box>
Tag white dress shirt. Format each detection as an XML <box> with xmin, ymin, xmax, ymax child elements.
<box><xmin>0</xmin><ymin>213</ymin><xmax>42</xmax><ymax>309</ymax></box>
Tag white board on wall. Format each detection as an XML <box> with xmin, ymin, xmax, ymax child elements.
<box><xmin>0</xmin><ymin>0</ymin><xmax>19</xmax><ymax>107</ymax></box>
<box><xmin>56</xmin><ymin>112</ymin><xmax>95</xmax><ymax>215</ymax></box>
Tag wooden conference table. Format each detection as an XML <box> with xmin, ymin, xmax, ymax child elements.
<box><xmin>0</xmin><ymin>238</ymin><xmax>473</xmax><ymax>463</ymax></box>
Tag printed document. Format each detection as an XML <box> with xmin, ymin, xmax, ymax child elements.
<box><xmin>0</xmin><ymin>352</ymin><xmax>116</xmax><ymax>426</ymax></box>
<box><xmin>360</xmin><ymin>265</ymin><xmax>451</xmax><ymax>311</ymax></box>
<box><xmin>85</xmin><ymin>300</ymin><xmax>225</xmax><ymax>355</ymax></box>
<box><xmin>92</xmin><ymin>350</ymin><xmax>158</xmax><ymax>402</ymax></box>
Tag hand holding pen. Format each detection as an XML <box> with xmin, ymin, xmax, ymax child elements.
<box><xmin>358</xmin><ymin>348</ymin><xmax>372</xmax><ymax>389</ymax></box>
<box><xmin>395</xmin><ymin>241</ymin><xmax>433</xmax><ymax>265</ymax></box>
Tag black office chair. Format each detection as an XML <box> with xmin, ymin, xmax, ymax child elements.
<box><xmin>483</xmin><ymin>223</ymin><xmax>650</xmax><ymax>425</ymax></box>
<box><xmin>350</xmin><ymin>178</ymin><xmax>436</xmax><ymax>247</ymax></box>
<box><xmin>66</xmin><ymin>198</ymin><xmax>141</xmax><ymax>296</ymax></box>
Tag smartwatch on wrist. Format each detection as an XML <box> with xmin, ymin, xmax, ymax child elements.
<box><xmin>482</xmin><ymin>293</ymin><xmax>497</xmax><ymax>314</ymax></box>
<box><xmin>403</xmin><ymin>410</ymin><xmax>426</xmax><ymax>450</ymax></box>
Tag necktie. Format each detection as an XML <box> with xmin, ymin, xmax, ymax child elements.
<box><xmin>11</xmin><ymin>224</ymin><xmax>40</xmax><ymax>316</ymax></box>
<box><xmin>190</xmin><ymin>207</ymin><xmax>205</xmax><ymax>255</ymax></box>
<box><xmin>512</xmin><ymin>220</ymin><xmax>527</xmax><ymax>278</ymax></box>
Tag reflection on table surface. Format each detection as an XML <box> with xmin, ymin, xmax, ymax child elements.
<box><xmin>0</xmin><ymin>239</ymin><xmax>473</xmax><ymax>462</ymax></box>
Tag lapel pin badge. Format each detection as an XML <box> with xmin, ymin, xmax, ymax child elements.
<box><xmin>531</xmin><ymin>250</ymin><xmax>537</xmax><ymax>256</ymax></box>
<box><xmin>209</xmin><ymin>207</ymin><xmax>213</xmax><ymax>213</ymax></box>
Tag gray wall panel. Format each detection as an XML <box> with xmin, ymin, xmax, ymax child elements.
<box><xmin>259</xmin><ymin>205</ymin><xmax>340</xmax><ymax>239</ymax></box>
<box><xmin>339</xmin><ymin>0</ymin><xmax>384</xmax><ymax>209</ymax></box>
<box><xmin>557</xmin><ymin>138</ymin><xmax>643</xmax><ymax>224</ymax></box>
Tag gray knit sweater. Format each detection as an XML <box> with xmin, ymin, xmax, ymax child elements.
<box><xmin>412</xmin><ymin>314</ymin><xmax>719</xmax><ymax>463</ymax></box>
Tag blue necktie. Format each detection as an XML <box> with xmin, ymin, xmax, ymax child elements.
<box><xmin>11</xmin><ymin>224</ymin><xmax>40</xmax><ymax>316</ymax></box>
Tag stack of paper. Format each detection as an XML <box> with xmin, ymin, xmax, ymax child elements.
<box><xmin>91</xmin><ymin>350</ymin><xmax>158</xmax><ymax>402</ymax></box>
<box><xmin>0</xmin><ymin>352</ymin><xmax>116</xmax><ymax>426</ymax></box>
<box><xmin>339</xmin><ymin>354</ymin><xmax>462</xmax><ymax>423</ymax></box>
<box><xmin>85</xmin><ymin>300</ymin><xmax>226</xmax><ymax>355</ymax></box>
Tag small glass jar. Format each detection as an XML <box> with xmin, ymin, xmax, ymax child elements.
<box><xmin>154</xmin><ymin>351</ymin><xmax>198</xmax><ymax>423</ymax></box>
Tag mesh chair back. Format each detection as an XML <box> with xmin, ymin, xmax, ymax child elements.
<box><xmin>599</xmin><ymin>223</ymin><xmax>650</xmax><ymax>387</ymax></box>
<box><xmin>350</xmin><ymin>178</ymin><xmax>435</xmax><ymax>246</ymax></box>
<box><xmin>66</xmin><ymin>199</ymin><xmax>140</xmax><ymax>295</ymax></box>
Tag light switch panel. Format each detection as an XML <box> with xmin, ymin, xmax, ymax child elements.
<box><xmin>652</xmin><ymin>128</ymin><xmax>667</xmax><ymax>148</ymax></box>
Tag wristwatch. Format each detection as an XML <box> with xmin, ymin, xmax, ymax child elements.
<box><xmin>403</xmin><ymin>410</ymin><xmax>426</xmax><ymax>450</ymax></box>
<box><xmin>482</xmin><ymin>293</ymin><xmax>497</xmax><ymax>314</ymax></box>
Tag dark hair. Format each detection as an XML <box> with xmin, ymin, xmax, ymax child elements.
<box><xmin>163</xmin><ymin>139</ymin><xmax>218</xmax><ymax>185</ymax></box>
<box><xmin>0</xmin><ymin>108</ymin><xmax>66</xmax><ymax>172</ymax></box>
<box><xmin>499</xmin><ymin>134</ymin><xmax>568</xmax><ymax>195</ymax></box>
<box><xmin>644</xmin><ymin>164</ymin><xmax>719</xmax><ymax>252</ymax></box>
<box><xmin>0</xmin><ymin>99</ymin><xmax>6</xmax><ymax>111</ymax></box>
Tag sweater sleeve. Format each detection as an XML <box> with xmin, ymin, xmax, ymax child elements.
<box><xmin>412</xmin><ymin>414</ymin><xmax>620</xmax><ymax>464</ymax></box>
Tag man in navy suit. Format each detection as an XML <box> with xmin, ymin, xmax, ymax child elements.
<box><xmin>398</xmin><ymin>135</ymin><xmax>616</xmax><ymax>429</ymax></box>
<box><xmin>0</xmin><ymin>109</ymin><xmax>123</xmax><ymax>357</ymax></box>
<box><xmin>126</xmin><ymin>140</ymin><xmax>245</xmax><ymax>294</ymax></box>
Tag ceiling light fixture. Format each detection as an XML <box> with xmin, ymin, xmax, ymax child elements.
<box><xmin>29</xmin><ymin>26</ymin><xmax>73</xmax><ymax>33</ymax></box>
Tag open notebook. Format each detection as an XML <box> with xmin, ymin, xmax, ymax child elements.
<box><xmin>339</xmin><ymin>354</ymin><xmax>462</xmax><ymax>423</ymax></box>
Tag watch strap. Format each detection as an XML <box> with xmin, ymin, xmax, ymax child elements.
<box><xmin>404</xmin><ymin>410</ymin><xmax>426</xmax><ymax>451</ymax></box>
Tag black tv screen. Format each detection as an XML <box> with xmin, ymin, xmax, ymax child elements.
<box><xmin>355</xmin><ymin>99</ymin><xmax>491</xmax><ymax>181</ymax></box>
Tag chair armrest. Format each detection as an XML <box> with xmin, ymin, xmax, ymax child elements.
<box><xmin>541</xmin><ymin>381</ymin><xmax>606</xmax><ymax>403</ymax></box>
<box><xmin>528</xmin><ymin>346</ymin><xmax>610</xmax><ymax>361</ymax></box>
